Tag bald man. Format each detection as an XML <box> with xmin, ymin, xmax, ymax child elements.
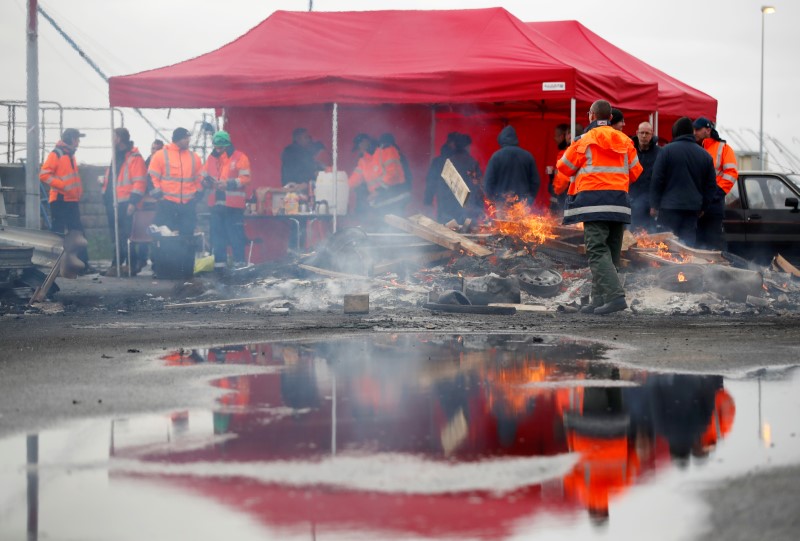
<box><xmin>630</xmin><ymin>122</ymin><xmax>661</xmax><ymax>231</ymax></box>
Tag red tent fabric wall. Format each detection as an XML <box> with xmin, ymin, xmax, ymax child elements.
<box><xmin>527</xmin><ymin>21</ymin><xmax>717</xmax><ymax>142</ymax></box>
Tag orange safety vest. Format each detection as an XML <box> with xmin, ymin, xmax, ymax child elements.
<box><xmin>202</xmin><ymin>148</ymin><xmax>252</xmax><ymax>208</ymax></box>
<box><xmin>101</xmin><ymin>147</ymin><xmax>147</xmax><ymax>204</ymax></box>
<box><xmin>348</xmin><ymin>147</ymin><xmax>405</xmax><ymax>194</ymax></box>
<box><xmin>553</xmin><ymin>148</ymin><xmax>576</xmax><ymax>196</ymax></box>
<box><xmin>557</xmin><ymin>124</ymin><xmax>643</xmax><ymax>224</ymax></box>
<box><xmin>40</xmin><ymin>141</ymin><xmax>83</xmax><ymax>203</ymax></box>
<box><xmin>702</xmin><ymin>138</ymin><xmax>738</xmax><ymax>194</ymax></box>
<box><xmin>147</xmin><ymin>143</ymin><xmax>203</xmax><ymax>204</ymax></box>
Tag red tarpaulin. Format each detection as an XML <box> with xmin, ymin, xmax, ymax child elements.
<box><xmin>107</xmin><ymin>9</ymin><xmax>713</xmax><ymax>259</ymax></box>
<box><xmin>527</xmin><ymin>20</ymin><xmax>717</xmax><ymax>140</ymax></box>
<box><xmin>109</xmin><ymin>8</ymin><xmax>657</xmax><ymax>111</ymax></box>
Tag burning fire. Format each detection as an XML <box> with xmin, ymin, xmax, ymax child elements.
<box><xmin>633</xmin><ymin>231</ymin><xmax>692</xmax><ymax>264</ymax></box>
<box><xmin>483</xmin><ymin>197</ymin><xmax>558</xmax><ymax>245</ymax></box>
<box><xmin>677</xmin><ymin>272</ymin><xmax>687</xmax><ymax>282</ymax></box>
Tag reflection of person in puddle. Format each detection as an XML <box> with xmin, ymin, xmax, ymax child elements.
<box><xmin>649</xmin><ymin>374</ymin><xmax>719</xmax><ymax>465</ymax></box>
<box><xmin>279</xmin><ymin>345</ymin><xmax>320</xmax><ymax>410</ymax></box>
<box><xmin>561</xmin><ymin>367</ymin><xmax>640</xmax><ymax>523</ymax></box>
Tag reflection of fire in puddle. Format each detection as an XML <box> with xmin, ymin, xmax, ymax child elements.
<box><xmin>1</xmin><ymin>335</ymin><xmax>798</xmax><ymax>541</ymax></box>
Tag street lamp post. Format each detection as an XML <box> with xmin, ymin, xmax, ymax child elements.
<box><xmin>760</xmin><ymin>6</ymin><xmax>775</xmax><ymax>169</ymax></box>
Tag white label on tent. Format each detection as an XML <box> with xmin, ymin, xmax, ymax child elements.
<box><xmin>542</xmin><ymin>82</ymin><xmax>566</xmax><ymax>91</ymax></box>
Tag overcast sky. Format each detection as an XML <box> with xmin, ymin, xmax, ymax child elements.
<box><xmin>1</xmin><ymin>0</ymin><xmax>797</xmax><ymax>168</ymax></box>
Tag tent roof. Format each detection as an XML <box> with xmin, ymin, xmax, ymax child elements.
<box><xmin>109</xmin><ymin>8</ymin><xmax>656</xmax><ymax>111</ymax></box>
<box><xmin>527</xmin><ymin>20</ymin><xmax>717</xmax><ymax>120</ymax></box>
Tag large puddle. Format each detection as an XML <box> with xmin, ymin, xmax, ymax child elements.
<box><xmin>1</xmin><ymin>334</ymin><xmax>799</xmax><ymax>540</ymax></box>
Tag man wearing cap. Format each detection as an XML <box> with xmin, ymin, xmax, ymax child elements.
<box><xmin>650</xmin><ymin>117</ymin><xmax>717</xmax><ymax>247</ymax></box>
<box><xmin>40</xmin><ymin>128</ymin><xmax>90</xmax><ymax>271</ymax></box>
<box><xmin>556</xmin><ymin>100</ymin><xmax>642</xmax><ymax>315</ymax></box>
<box><xmin>147</xmin><ymin>128</ymin><xmax>203</xmax><ymax>277</ymax></box>
<box><xmin>100</xmin><ymin>127</ymin><xmax>147</xmax><ymax>275</ymax></box>
<box><xmin>694</xmin><ymin>117</ymin><xmax>738</xmax><ymax>250</ymax></box>
<box><xmin>202</xmin><ymin>130</ymin><xmax>252</xmax><ymax>273</ymax></box>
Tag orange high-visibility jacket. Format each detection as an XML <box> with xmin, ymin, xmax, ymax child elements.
<box><xmin>702</xmin><ymin>138</ymin><xmax>738</xmax><ymax>194</ymax></box>
<box><xmin>348</xmin><ymin>147</ymin><xmax>405</xmax><ymax>194</ymax></box>
<box><xmin>202</xmin><ymin>148</ymin><xmax>251</xmax><ymax>209</ymax></box>
<box><xmin>556</xmin><ymin>124</ymin><xmax>642</xmax><ymax>225</ymax></box>
<box><xmin>552</xmin><ymin>148</ymin><xmax>576</xmax><ymax>196</ymax></box>
<box><xmin>40</xmin><ymin>141</ymin><xmax>83</xmax><ymax>203</ymax></box>
<box><xmin>147</xmin><ymin>143</ymin><xmax>203</xmax><ymax>204</ymax></box>
<box><xmin>101</xmin><ymin>147</ymin><xmax>147</xmax><ymax>204</ymax></box>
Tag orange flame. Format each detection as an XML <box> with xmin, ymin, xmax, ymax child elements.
<box><xmin>678</xmin><ymin>271</ymin><xmax>687</xmax><ymax>282</ymax></box>
<box><xmin>482</xmin><ymin>196</ymin><xmax>558</xmax><ymax>245</ymax></box>
<box><xmin>633</xmin><ymin>231</ymin><xmax>692</xmax><ymax>264</ymax></box>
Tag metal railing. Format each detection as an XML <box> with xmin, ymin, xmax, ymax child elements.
<box><xmin>1</xmin><ymin>100</ymin><xmax>124</xmax><ymax>164</ymax></box>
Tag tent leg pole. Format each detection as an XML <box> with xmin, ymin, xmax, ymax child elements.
<box><xmin>570</xmin><ymin>98</ymin><xmax>576</xmax><ymax>140</ymax></box>
<box><xmin>331</xmin><ymin>102</ymin><xmax>338</xmax><ymax>234</ymax></box>
<box><xmin>111</xmin><ymin>109</ymin><xmax>120</xmax><ymax>277</ymax></box>
<box><xmin>654</xmin><ymin>111</ymin><xmax>659</xmax><ymax>141</ymax></box>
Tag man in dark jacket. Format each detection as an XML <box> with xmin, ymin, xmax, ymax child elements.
<box><xmin>424</xmin><ymin>132</ymin><xmax>457</xmax><ymax>220</ymax></box>
<box><xmin>649</xmin><ymin>117</ymin><xmax>717</xmax><ymax>246</ymax></box>
<box><xmin>630</xmin><ymin>121</ymin><xmax>660</xmax><ymax>231</ymax></box>
<box><xmin>280</xmin><ymin>128</ymin><xmax>323</xmax><ymax>188</ymax></box>
<box><xmin>484</xmin><ymin>125</ymin><xmax>540</xmax><ymax>207</ymax></box>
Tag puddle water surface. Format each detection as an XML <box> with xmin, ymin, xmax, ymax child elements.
<box><xmin>1</xmin><ymin>334</ymin><xmax>798</xmax><ymax>540</ymax></box>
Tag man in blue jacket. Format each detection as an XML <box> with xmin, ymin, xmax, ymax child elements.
<box><xmin>484</xmin><ymin>125</ymin><xmax>540</xmax><ymax>208</ymax></box>
<box><xmin>649</xmin><ymin>117</ymin><xmax>717</xmax><ymax>246</ymax></box>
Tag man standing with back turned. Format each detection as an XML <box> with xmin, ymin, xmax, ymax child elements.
<box><xmin>556</xmin><ymin>100</ymin><xmax>642</xmax><ymax>315</ymax></box>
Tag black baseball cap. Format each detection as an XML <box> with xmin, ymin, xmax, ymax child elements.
<box><xmin>61</xmin><ymin>128</ymin><xmax>86</xmax><ymax>142</ymax></box>
<box><xmin>172</xmin><ymin>127</ymin><xmax>192</xmax><ymax>142</ymax></box>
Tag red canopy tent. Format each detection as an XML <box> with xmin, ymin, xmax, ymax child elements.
<box><xmin>526</xmin><ymin>20</ymin><xmax>717</xmax><ymax>142</ymax></box>
<box><xmin>108</xmin><ymin>9</ymin><xmax>665</xmax><ymax>258</ymax></box>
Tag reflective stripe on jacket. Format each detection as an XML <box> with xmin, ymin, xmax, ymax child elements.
<box><xmin>147</xmin><ymin>143</ymin><xmax>202</xmax><ymax>204</ymax></box>
<box><xmin>203</xmin><ymin>148</ymin><xmax>251</xmax><ymax>208</ymax></box>
<box><xmin>348</xmin><ymin>147</ymin><xmax>405</xmax><ymax>194</ymax></box>
<box><xmin>102</xmin><ymin>147</ymin><xmax>147</xmax><ymax>203</ymax></box>
<box><xmin>40</xmin><ymin>142</ymin><xmax>83</xmax><ymax>203</ymax></box>
<box><xmin>702</xmin><ymin>138</ymin><xmax>738</xmax><ymax>195</ymax></box>
<box><xmin>557</xmin><ymin>125</ymin><xmax>643</xmax><ymax>224</ymax></box>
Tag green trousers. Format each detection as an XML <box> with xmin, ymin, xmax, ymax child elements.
<box><xmin>583</xmin><ymin>221</ymin><xmax>625</xmax><ymax>305</ymax></box>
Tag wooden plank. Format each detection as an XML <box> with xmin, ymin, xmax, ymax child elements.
<box><xmin>488</xmin><ymin>303</ymin><xmax>549</xmax><ymax>312</ymax></box>
<box><xmin>542</xmin><ymin>237</ymin><xmax>586</xmax><ymax>255</ymax></box>
<box><xmin>165</xmin><ymin>296</ymin><xmax>280</xmax><ymax>309</ymax></box>
<box><xmin>30</xmin><ymin>250</ymin><xmax>64</xmax><ymax>304</ymax></box>
<box><xmin>664</xmin><ymin>238</ymin><xmax>726</xmax><ymax>263</ymax></box>
<box><xmin>423</xmin><ymin>303</ymin><xmax>516</xmax><ymax>315</ymax></box>
<box><xmin>384</xmin><ymin>214</ymin><xmax>461</xmax><ymax>252</ymax></box>
<box><xmin>441</xmin><ymin>159</ymin><xmax>471</xmax><ymax>207</ymax></box>
<box><xmin>407</xmin><ymin>214</ymin><xmax>493</xmax><ymax>257</ymax></box>
<box><xmin>372</xmin><ymin>249</ymin><xmax>454</xmax><ymax>274</ymax></box>
<box><xmin>774</xmin><ymin>254</ymin><xmax>800</xmax><ymax>278</ymax></box>
<box><xmin>298</xmin><ymin>263</ymin><xmax>429</xmax><ymax>293</ymax></box>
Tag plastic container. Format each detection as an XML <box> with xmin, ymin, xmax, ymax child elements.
<box><xmin>314</xmin><ymin>171</ymin><xmax>349</xmax><ymax>215</ymax></box>
<box><xmin>153</xmin><ymin>235</ymin><xmax>196</xmax><ymax>280</ymax></box>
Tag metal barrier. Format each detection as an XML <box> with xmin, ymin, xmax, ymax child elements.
<box><xmin>1</xmin><ymin>100</ymin><xmax>124</xmax><ymax>164</ymax></box>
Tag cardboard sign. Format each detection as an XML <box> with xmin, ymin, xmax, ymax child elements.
<box><xmin>441</xmin><ymin>159</ymin><xmax>471</xmax><ymax>207</ymax></box>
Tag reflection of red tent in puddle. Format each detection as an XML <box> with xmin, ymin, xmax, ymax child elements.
<box><xmin>111</xmin><ymin>347</ymin><xmax>732</xmax><ymax>538</ymax></box>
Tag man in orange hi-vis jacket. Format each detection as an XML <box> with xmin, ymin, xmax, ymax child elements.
<box><xmin>693</xmin><ymin>117</ymin><xmax>738</xmax><ymax>250</ymax></box>
<box><xmin>556</xmin><ymin>99</ymin><xmax>642</xmax><ymax>315</ymax></box>
<box><xmin>40</xmin><ymin>127</ymin><xmax>90</xmax><ymax>272</ymax></box>
<box><xmin>101</xmin><ymin>127</ymin><xmax>147</xmax><ymax>275</ymax></box>
<box><xmin>202</xmin><ymin>130</ymin><xmax>252</xmax><ymax>273</ymax></box>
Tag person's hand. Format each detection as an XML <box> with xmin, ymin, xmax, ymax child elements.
<box><xmin>127</xmin><ymin>203</ymin><xmax>136</xmax><ymax>216</ymax></box>
<box><xmin>650</xmin><ymin>208</ymin><xmax>658</xmax><ymax>218</ymax></box>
